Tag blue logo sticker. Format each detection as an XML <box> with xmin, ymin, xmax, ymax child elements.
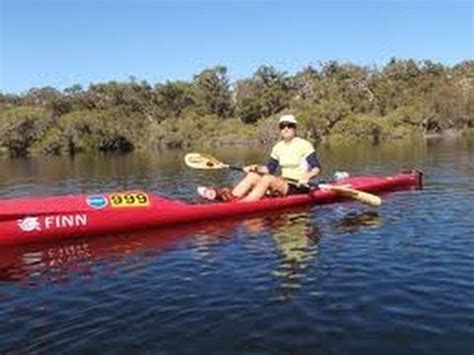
<box><xmin>87</xmin><ymin>195</ymin><xmax>108</xmax><ymax>209</ymax></box>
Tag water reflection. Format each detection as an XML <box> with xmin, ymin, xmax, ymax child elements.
<box><xmin>337</xmin><ymin>211</ymin><xmax>381</xmax><ymax>232</ymax></box>
<box><xmin>236</xmin><ymin>210</ymin><xmax>321</xmax><ymax>297</ymax></box>
<box><xmin>268</xmin><ymin>212</ymin><xmax>320</xmax><ymax>297</ymax></box>
<box><xmin>0</xmin><ymin>222</ymin><xmax>235</xmax><ymax>285</ymax></box>
<box><xmin>0</xmin><ymin>208</ymin><xmax>383</xmax><ymax>292</ymax></box>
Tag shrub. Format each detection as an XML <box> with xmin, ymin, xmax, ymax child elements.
<box><xmin>0</xmin><ymin>106</ymin><xmax>50</xmax><ymax>156</ymax></box>
<box><xmin>329</xmin><ymin>114</ymin><xmax>388</xmax><ymax>144</ymax></box>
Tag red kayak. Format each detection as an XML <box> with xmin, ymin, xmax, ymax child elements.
<box><xmin>0</xmin><ymin>170</ymin><xmax>422</xmax><ymax>246</ymax></box>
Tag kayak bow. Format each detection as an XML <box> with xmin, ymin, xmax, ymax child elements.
<box><xmin>0</xmin><ymin>170</ymin><xmax>422</xmax><ymax>246</ymax></box>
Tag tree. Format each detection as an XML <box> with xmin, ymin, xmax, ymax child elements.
<box><xmin>0</xmin><ymin>106</ymin><xmax>49</xmax><ymax>156</ymax></box>
<box><xmin>291</xmin><ymin>66</ymin><xmax>322</xmax><ymax>102</ymax></box>
<box><xmin>235</xmin><ymin>65</ymin><xmax>291</xmax><ymax>123</ymax></box>
<box><xmin>193</xmin><ymin>66</ymin><xmax>233</xmax><ymax>118</ymax></box>
<box><xmin>153</xmin><ymin>81</ymin><xmax>197</xmax><ymax>120</ymax></box>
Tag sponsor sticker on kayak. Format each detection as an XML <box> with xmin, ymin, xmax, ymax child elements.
<box><xmin>109</xmin><ymin>192</ymin><xmax>150</xmax><ymax>208</ymax></box>
<box><xmin>18</xmin><ymin>214</ymin><xmax>88</xmax><ymax>232</ymax></box>
<box><xmin>86</xmin><ymin>195</ymin><xmax>108</xmax><ymax>209</ymax></box>
<box><xmin>18</xmin><ymin>217</ymin><xmax>41</xmax><ymax>232</ymax></box>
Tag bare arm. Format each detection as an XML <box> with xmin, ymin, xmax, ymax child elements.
<box><xmin>300</xmin><ymin>167</ymin><xmax>321</xmax><ymax>184</ymax></box>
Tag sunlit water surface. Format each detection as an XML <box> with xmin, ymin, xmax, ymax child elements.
<box><xmin>0</xmin><ymin>138</ymin><xmax>473</xmax><ymax>353</ymax></box>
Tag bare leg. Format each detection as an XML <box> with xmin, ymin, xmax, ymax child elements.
<box><xmin>242</xmin><ymin>175</ymin><xmax>289</xmax><ymax>202</ymax></box>
<box><xmin>232</xmin><ymin>172</ymin><xmax>262</xmax><ymax>198</ymax></box>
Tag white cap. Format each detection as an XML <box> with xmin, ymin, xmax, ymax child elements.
<box><xmin>279</xmin><ymin>114</ymin><xmax>297</xmax><ymax>125</ymax></box>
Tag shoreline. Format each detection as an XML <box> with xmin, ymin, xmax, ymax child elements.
<box><xmin>0</xmin><ymin>128</ymin><xmax>471</xmax><ymax>158</ymax></box>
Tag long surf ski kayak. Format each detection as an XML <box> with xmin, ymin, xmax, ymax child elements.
<box><xmin>0</xmin><ymin>170</ymin><xmax>422</xmax><ymax>246</ymax></box>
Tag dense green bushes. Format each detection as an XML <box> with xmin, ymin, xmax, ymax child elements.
<box><xmin>1</xmin><ymin>59</ymin><xmax>473</xmax><ymax>156</ymax></box>
<box><xmin>0</xmin><ymin>106</ymin><xmax>50</xmax><ymax>157</ymax></box>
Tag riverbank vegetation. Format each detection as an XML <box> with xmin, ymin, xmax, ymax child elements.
<box><xmin>1</xmin><ymin>59</ymin><xmax>473</xmax><ymax>157</ymax></box>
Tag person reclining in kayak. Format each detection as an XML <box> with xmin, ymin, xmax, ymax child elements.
<box><xmin>199</xmin><ymin>114</ymin><xmax>322</xmax><ymax>202</ymax></box>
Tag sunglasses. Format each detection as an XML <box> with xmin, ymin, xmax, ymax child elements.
<box><xmin>279</xmin><ymin>123</ymin><xmax>297</xmax><ymax>130</ymax></box>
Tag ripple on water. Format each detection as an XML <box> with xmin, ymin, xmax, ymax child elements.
<box><xmin>1</xmin><ymin>141</ymin><xmax>474</xmax><ymax>353</ymax></box>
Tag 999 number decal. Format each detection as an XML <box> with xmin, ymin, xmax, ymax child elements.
<box><xmin>110</xmin><ymin>193</ymin><xmax>150</xmax><ymax>208</ymax></box>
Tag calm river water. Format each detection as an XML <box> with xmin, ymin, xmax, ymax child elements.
<box><xmin>0</xmin><ymin>138</ymin><xmax>473</xmax><ymax>353</ymax></box>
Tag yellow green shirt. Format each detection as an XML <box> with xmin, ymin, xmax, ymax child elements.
<box><xmin>269</xmin><ymin>137</ymin><xmax>317</xmax><ymax>180</ymax></box>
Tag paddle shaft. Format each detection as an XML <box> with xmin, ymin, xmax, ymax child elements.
<box><xmin>228</xmin><ymin>164</ymin><xmax>381</xmax><ymax>206</ymax></box>
<box><xmin>185</xmin><ymin>153</ymin><xmax>382</xmax><ymax>206</ymax></box>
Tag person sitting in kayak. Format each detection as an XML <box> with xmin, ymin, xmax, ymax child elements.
<box><xmin>198</xmin><ymin>114</ymin><xmax>322</xmax><ymax>202</ymax></box>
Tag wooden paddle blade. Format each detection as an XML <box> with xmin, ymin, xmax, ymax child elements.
<box><xmin>320</xmin><ymin>184</ymin><xmax>382</xmax><ymax>207</ymax></box>
<box><xmin>184</xmin><ymin>153</ymin><xmax>228</xmax><ymax>170</ymax></box>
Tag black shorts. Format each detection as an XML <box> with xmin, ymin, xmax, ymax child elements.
<box><xmin>286</xmin><ymin>183</ymin><xmax>311</xmax><ymax>195</ymax></box>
